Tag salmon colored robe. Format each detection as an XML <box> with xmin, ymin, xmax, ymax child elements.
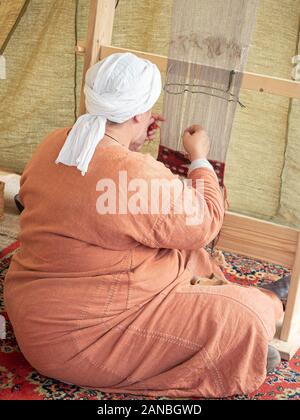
<box><xmin>4</xmin><ymin>127</ymin><xmax>283</xmax><ymax>398</ymax></box>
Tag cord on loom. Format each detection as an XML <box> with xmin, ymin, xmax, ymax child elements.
<box><xmin>163</xmin><ymin>68</ymin><xmax>246</xmax><ymax>108</ymax></box>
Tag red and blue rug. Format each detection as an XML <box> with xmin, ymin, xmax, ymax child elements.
<box><xmin>0</xmin><ymin>242</ymin><xmax>299</xmax><ymax>400</ymax></box>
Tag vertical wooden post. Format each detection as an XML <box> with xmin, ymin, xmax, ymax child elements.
<box><xmin>280</xmin><ymin>233</ymin><xmax>300</xmax><ymax>341</ymax></box>
<box><xmin>79</xmin><ymin>0</ymin><xmax>116</xmax><ymax>116</ymax></box>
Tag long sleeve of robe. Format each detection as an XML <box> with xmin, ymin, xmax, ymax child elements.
<box><xmin>4</xmin><ymin>127</ymin><xmax>283</xmax><ymax>398</ymax></box>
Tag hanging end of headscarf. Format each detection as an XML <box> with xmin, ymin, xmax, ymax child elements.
<box><xmin>55</xmin><ymin>157</ymin><xmax>87</xmax><ymax>176</ymax></box>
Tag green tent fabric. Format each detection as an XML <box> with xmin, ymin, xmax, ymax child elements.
<box><xmin>0</xmin><ymin>0</ymin><xmax>28</xmax><ymax>49</ymax></box>
<box><xmin>277</xmin><ymin>34</ymin><xmax>300</xmax><ymax>227</ymax></box>
<box><xmin>0</xmin><ymin>0</ymin><xmax>76</xmax><ymax>173</ymax></box>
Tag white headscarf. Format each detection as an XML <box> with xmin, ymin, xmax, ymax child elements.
<box><xmin>55</xmin><ymin>52</ymin><xmax>162</xmax><ymax>175</ymax></box>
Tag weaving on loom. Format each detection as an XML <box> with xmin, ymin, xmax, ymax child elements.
<box><xmin>156</xmin><ymin>0</ymin><xmax>259</xmax><ymax>258</ymax></box>
<box><xmin>152</xmin><ymin>0</ymin><xmax>258</xmax><ymax>284</ymax></box>
<box><xmin>158</xmin><ymin>0</ymin><xmax>259</xmax><ymax>186</ymax></box>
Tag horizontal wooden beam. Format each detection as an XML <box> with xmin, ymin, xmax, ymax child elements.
<box><xmin>218</xmin><ymin>211</ymin><xmax>298</xmax><ymax>268</ymax></box>
<box><xmin>76</xmin><ymin>43</ymin><xmax>300</xmax><ymax>100</ymax></box>
<box><xmin>243</xmin><ymin>72</ymin><xmax>299</xmax><ymax>100</ymax></box>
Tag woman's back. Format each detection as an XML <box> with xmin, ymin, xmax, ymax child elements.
<box><xmin>3</xmin><ymin>127</ymin><xmax>198</xmax><ymax>372</ymax></box>
<box><xmin>4</xmin><ymin>127</ymin><xmax>281</xmax><ymax>398</ymax></box>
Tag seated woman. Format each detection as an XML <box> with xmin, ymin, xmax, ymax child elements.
<box><xmin>4</xmin><ymin>52</ymin><xmax>286</xmax><ymax>398</ymax></box>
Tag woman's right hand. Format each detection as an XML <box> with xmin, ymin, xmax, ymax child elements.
<box><xmin>182</xmin><ymin>125</ymin><xmax>210</xmax><ymax>161</ymax></box>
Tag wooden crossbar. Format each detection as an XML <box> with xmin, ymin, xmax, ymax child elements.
<box><xmin>76</xmin><ymin>43</ymin><xmax>300</xmax><ymax>100</ymax></box>
<box><xmin>219</xmin><ymin>212</ymin><xmax>298</xmax><ymax>269</ymax></box>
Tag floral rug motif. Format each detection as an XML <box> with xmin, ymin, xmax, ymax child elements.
<box><xmin>0</xmin><ymin>242</ymin><xmax>299</xmax><ymax>400</ymax></box>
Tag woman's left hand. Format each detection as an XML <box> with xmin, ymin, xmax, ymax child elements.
<box><xmin>146</xmin><ymin>114</ymin><xmax>166</xmax><ymax>142</ymax></box>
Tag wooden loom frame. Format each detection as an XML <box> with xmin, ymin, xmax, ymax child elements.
<box><xmin>76</xmin><ymin>0</ymin><xmax>300</xmax><ymax>360</ymax></box>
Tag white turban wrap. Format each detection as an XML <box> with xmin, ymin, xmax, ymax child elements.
<box><xmin>55</xmin><ymin>52</ymin><xmax>162</xmax><ymax>175</ymax></box>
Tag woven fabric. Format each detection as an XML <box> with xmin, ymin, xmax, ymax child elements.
<box><xmin>157</xmin><ymin>145</ymin><xmax>225</xmax><ymax>186</ymax></box>
<box><xmin>160</xmin><ymin>0</ymin><xmax>259</xmax><ymax>174</ymax></box>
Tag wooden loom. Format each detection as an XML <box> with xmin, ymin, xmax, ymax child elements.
<box><xmin>76</xmin><ymin>0</ymin><xmax>300</xmax><ymax>361</ymax></box>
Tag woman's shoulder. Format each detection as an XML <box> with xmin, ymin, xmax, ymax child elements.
<box><xmin>125</xmin><ymin>149</ymin><xmax>175</xmax><ymax>180</ymax></box>
<box><xmin>37</xmin><ymin>127</ymin><xmax>72</xmax><ymax>148</ymax></box>
<box><xmin>49</xmin><ymin>126</ymin><xmax>72</xmax><ymax>138</ymax></box>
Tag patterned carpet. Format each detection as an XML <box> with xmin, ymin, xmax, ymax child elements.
<box><xmin>0</xmin><ymin>241</ymin><xmax>299</xmax><ymax>400</ymax></box>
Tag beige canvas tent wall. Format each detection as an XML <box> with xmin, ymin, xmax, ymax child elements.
<box><xmin>0</xmin><ymin>0</ymin><xmax>299</xmax><ymax>229</ymax></box>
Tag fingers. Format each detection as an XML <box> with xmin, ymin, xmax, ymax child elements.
<box><xmin>149</xmin><ymin>116</ymin><xmax>205</xmax><ymax>140</ymax></box>
<box><xmin>184</xmin><ymin>124</ymin><xmax>204</xmax><ymax>135</ymax></box>
<box><xmin>183</xmin><ymin>126</ymin><xmax>205</xmax><ymax>142</ymax></box>
<box><xmin>147</xmin><ymin>130</ymin><xmax>156</xmax><ymax>140</ymax></box>
<box><xmin>148</xmin><ymin>114</ymin><xmax>166</xmax><ymax>132</ymax></box>
<box><xmin>183</xmin><ymin>152</ymin><xmax>191</xmax><ymax>160</ymax></box>
<box><xmin>147</xmin><ymin>122</ymin><xmax>160</xmax><ymax>135</ymax></box>
<box><xmin>146</xmin><ymin>114</ymin><xmax>166</xmax><ymax>142</ymax></box>
<box><xmin>148</xmin><ymin>122</ymin><xmax>158</xmax><ymax>130</ymax></box>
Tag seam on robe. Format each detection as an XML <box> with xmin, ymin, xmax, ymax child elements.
<box><xmin>175</xmin><ymin>288</ymin><xmax>273</xmax><ymax>338</ymax></box>
<box><xmin>126</xmin><ymin>248</ymin><xmax>135</xmax><ymax>310</ymax></box>
<box><xmin>76</xmin><ymin>278</ymin><xmax>112</xmax><ymax>320</ymax></box>
<box><xmin>142</xmin><ymin>170</ymin><xmax>224</xmax><ymax>250</ymax></box>
<box><xmin>138</xmin><ymin>161</ymin><xmax>223</xmax><ymax>249</ymax></box>
<box><xmin>127</xmin><ymin>269</ymin><xmax>134</xmax><ymax>310</ymax></box>
<box><xmin>113</xmin><ymin>325</ymin><xmax>225</xmax><ymax>393</ymax></box>
<box><xmin>126</xmin><ymin>249</ymin><xmax>131</xmax><ymax>310</ymax></box>
<box><xmin>103</xmin><ymin>253</ymin><xmax>131</xmax><ymax>317</ymax></box>
<box><xmin>142</xmin><ymin>207</ymin><xmax>178</xmax><ymax>248</ymax></box>
<box><xmin>66</xmin><ymin>342</ymin><xmax>145</xmax><ymax>384</ymax></box>
<box><xmin>140</xmin><ymin>214</ymin><xmax>162</xmax><ymax>248</ymax></box>
<box><xmin>69</xmin><ymin>308</ymin><xmax>147</xmax><ymax>385</ymax></box>
<box><xmin>68</xmin><ymin>330</ymin><xmax>158</xmax><ymax>386</ymax></box>
<box><xmin>201</xmin><ymin>346</ymin><xmax>226</xmax><ymax>395</ymax></box>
